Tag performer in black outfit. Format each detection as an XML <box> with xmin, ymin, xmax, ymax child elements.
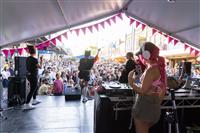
<box><xmin>23</xmin><ymin>45</ymin><xmax>43</xmax><ymax>110</ymax></box>
<box><xmin>78</xmin><ymin>49</ymin><xmax>100</xmax><ymax>103</ymax></box>
<box><xmin>119</xmin><ymin>52</ymin><xmax>136</xmax><ymax>83</ymax></box>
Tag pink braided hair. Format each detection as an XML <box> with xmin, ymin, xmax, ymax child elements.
<box><xmin>150</xmin><ymin>46</ymin><xmax>167</xmax><ymax>89</ymax></box>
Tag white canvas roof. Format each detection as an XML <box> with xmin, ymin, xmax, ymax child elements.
<box><xmin>0</xmin><ymin>0</ymin><xmax>199</xmax><ymax>50</ymax></box>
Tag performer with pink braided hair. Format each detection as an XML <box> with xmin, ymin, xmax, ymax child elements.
<box><xmin>128</xmin><ymin>42</ymin><xmax>167</xmax><ymax>133</ymax></box>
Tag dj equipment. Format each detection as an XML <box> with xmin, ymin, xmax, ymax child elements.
<box><xmin>94</xmin><ymin>82</ymin><xmax>134</xmax><ymax>133</ymax></box>
<box><xmin>8</xmin><ymin>77</ymin><xmax>29</xmax><ymax>106</ymax></box>
<box><xmin>64</xmin><ymin>86</ymin><xmax>81</xmax><ymax>100</ymax></box>
<box><xmin>14</xmin><ymin>57</ymin><xmax>27</xmax><ymax>77</ymax></box>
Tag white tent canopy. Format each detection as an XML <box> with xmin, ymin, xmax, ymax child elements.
<box><xmin>0</xmin><ymin>0</ymin><xmax>199</xmax><ymax>50</ymax></box>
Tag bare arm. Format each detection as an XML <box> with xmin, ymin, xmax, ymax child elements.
<box><xmin>128</xmin><ymin>68</ymin><xmax>155</xmax><ymax>95</ymax></box>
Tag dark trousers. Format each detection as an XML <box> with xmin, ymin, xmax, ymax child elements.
<box><xmin>26</xmin><ymin>77</ymin><xmax>38</xmax><ymax>104</ymax></box>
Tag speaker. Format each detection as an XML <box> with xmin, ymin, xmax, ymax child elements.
<box><xmin>8</xmin><ymin>77</ymin><xmax>28</xmax><ymax>106</ymax></box>
<box><xmin>15</xmin><ymin>57</ymin><xmax>27</xmax><ymax>77</ymax></box>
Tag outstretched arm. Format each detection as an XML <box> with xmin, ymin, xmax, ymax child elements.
<box><xmin>94</xmin><ymin>49</ymin><xmax>101</xmax><ymax>63</ymax></box>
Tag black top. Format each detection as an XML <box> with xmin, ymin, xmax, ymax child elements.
<box><xmin>78</xmin><ymin>57</ymin><xmax>95</xmax><ymax>71</ymax></box>
<box><xmin>26</xmin><ymin>56</ymin><xmax>38</xmax><ymax>78</ymax></box>
<box><xmin>125</xmin><ymin>59</ymin><xmax>136</xmax><ymax>74</ymax></box>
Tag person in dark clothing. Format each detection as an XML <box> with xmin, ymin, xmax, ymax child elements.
<box><xmin>78</xmin><ymin>49</ymin><xmax>100</xmax><ymax>103</ymax></box>
<box><xmin>23</xmin><ymin>45</ymin><xmax>43</xmax><ymax>110</ymax></box>
<box><xmin>119</xmin><ymin>52</ymin><xmax>136</xmax><ymax>83</ymax></box>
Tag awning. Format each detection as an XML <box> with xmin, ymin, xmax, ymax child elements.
<box><xmin>0</xmin><ymin>0</ymin><xmax>199</xmax><ymax>51</ymax></box>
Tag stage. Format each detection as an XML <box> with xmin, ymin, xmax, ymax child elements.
<box><xmin>0</xmin><ymin>96</ymin><xmax>94</xmax><ymax>133</ymax></box>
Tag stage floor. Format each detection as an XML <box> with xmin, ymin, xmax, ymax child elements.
<box><xmin>0</xmin><ymin>96</ymin><xmax>94</xmax><ymax>133</ymax></box>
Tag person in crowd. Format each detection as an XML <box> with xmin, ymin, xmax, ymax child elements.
<box><xmin>128</xmin><ymin>42</ymin><xmax>166</xmax><ymax>133</ymax></box>
<box><xmin>8</xmin><ymin>61</ymin><xmax>14</xmax><ymax>76</ymax></box>
<box><xmin>119</xmin><ymin>52</ymin><xmax>136</xmax><ymax>83</ymax></box>
<box><xmin>38</xmin><ymin>79</ymin><xmax>52</xmax><ymax>95</ymax></box>
<box><xmin>24</xmin><ymin>45</ymin><xmax>43</xmax><ymax>110</ymax></box>
<box><xmin>1</xmin><ymin>65</ymin><xmax>11</xmax><ymax>88</ymax></box>
<box><xmin>78</xmin><ymin>49</ymin><xmax>100</xmax><ymax>103</ymax></box>
<box><xmin>52</xmin><ymin>73</ymin><xmax>64</xmax><ymax>96</ymax></box>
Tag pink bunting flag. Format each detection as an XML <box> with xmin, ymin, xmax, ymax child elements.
<box><xmin>88</xmin><ymin>26</ymin><xmax>93</xmax><ymax>33</ymax></box>
<box><xmin>152</xmin><ymin>28</ymin><xmax>157</xmax><ymax>35</ymax></box>
<box><xmin>75</xmin><ymin>29</ymin><xmax>80</xmax><ymax>36</ymax></box>
<box><xmin>130</xmin><ymin>18</ymin><xmax>135</xmax><ymax>25</ymax></box>
<box><xmin>157</xmin><ymin>31</ymin><xmax>162</xmax><ymax>35</ymax></box>
<box><xmin>2</xmin><ymin>49</ymin><xmax>9</xmax><ymax>58</ymax></box>
<box><xmin>24</xmin><ymin>48</ymin><xmax>29</xmax><ymax>53</ymax></box>
<box><xmin>194</xmin><ymin>50</ymin><xmax>199</xmax><ymax>56</ymax></box>
<box><xmin>81</xmin><ymin>27</ymin><xmax>86</xmax><ymax>34</ymax></box>
<box><xmin>57</xmin><ymin>35</ymin><xmax>62</xmax><ymax>42</ymax></box>
<box><xmin>141</xmin><ymin>24</ymin><xmax>146</xmax><ymax>31</ymax></box>
<box><xmin>136</xmin><ymin>21</ymin><xmax>141</xmax><ymax>28</ymax></box>
<box><xmin>116</xmin><ymin>13</ymin><xmax>123</xmax><ymax>20</ymax></box>
<box><xmin>174</xmin><ymin>39</ymin><xmax>179</xmax><ymax>46</ymax></box>
<box><xmin>9</xmin><ymin>49</ymin><xmax>15</xmax><ymax>57</ymax></box>
<box><xmin>168</xmin><ymin>36</ymin><xmax>174</xmax><ymax>44</ymax></box>
<box><xmin>17</xmin><ymin>48</ymin><xmax>23</xmax><ymax>55</ymax></box>
<box><xmin>35</xmin><ymin>44</ymin><xmax>43</xmax><ymax>50</ymax></box>
<box><xmin>100</xmin><ymin>21</ymin><xmax>105</xmax><ymax>29</ymax></box>
<box><xmin>184</xmin><ymin>44</ymin><xmax>189</xmax><ymax>51</ymax></box>
<box><xmin>190</xmin><ymin>47</ymin><xmax>194</xmax><ymax>54</ymax></box>
<box><xmin>94</xmin><ymin>24</ymin><xmax>99</xmax><ymax>32</ymax></box>
<box><xmin>111</xmin><ymin>16</ymin><xmax>116</xmax><ymax>24</ymax></box>
<box><xmin>51</xmin><ymin>38</ymin><xmax>57</xmax><ymax>46</ymax></box>
<box><xmin>106</xmin><ymin>19</ymin><xmax>111</xmax><ymax>26</ymax></box>
<box><xmin>62</xmin><ymin>32</ymin><xmax>68</xmax><ymax>39</ymax></box>
<box><xmin>44</xmin><ymin>41</ymin><xmax>50</xmax><ymax>47</ymax></box>
<box><xmin>163</xmin><ymin>34</ymin><xmax>168</xmax><ymax>38</ymax></box>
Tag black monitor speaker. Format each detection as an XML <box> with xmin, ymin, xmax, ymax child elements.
<box><xmin>183</xmin><ymin>62</ymin><xmax>192</xmax><ymax>76</ymax></box>
<box><xmin>15</xmin><ymin>57</ymin><xmax>27</xmax><ymax>77</ymax></box>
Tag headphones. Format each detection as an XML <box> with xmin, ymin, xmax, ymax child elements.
<box><xmin>142</xmin><ymin>45</ymin><xmax>151</xmax><ymax>60</ymax></box>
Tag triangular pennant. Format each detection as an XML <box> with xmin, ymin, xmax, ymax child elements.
<box><xmin>194</xmin><ymin>50</ymin><xmax>199</xmax><ymax>56</ymax></box>
<box><xmin>174</xmin><ymin>39</ymin><xmax>179</xmax><ymax>46</ymax></box>
<box><xmin>17</xmin><ymin>48</ymin><xmax>23</xmax><ymax>55</ymax></box>
<box><xmin>75</xmin><ymin>29</ymin><xmax>80</xmax><ymax>36</ymax></box>
<box><xmin>2</xmin><ymin>49</ymin><xmax>9</xmax><ymax>58</ymax></box>
<box><xmin>184</xmin><ymin>44</ymin><xmax>189</xmax><ymax>51</ymax></box>
<box><xmin>24</xmin><ymin>48</ymin><xmax>29</xmax><ymax>53</ymax></box>
<box><xmin>168</xmin><ymin>36</ymin><xmax>174</xmax><ymax>44</ymax></box>
<box><xmin>51</xmin><ymin>38</ymin><xmax>57</xmax><ymax>46</ymax></box>
<box><xmin>35</xmin><ymin>44</ymin><xmax>43</xmax><ymax>50</ymax></box>
<box><xmin>57</xmin><ymin>35</ymin><xmax>62</xmax><ymax>42</ymax></box>
<box><xmin>100</xmin><ymin>21</ymin><xmax>105</xmax><ymax>29</ymax></box>
<box><xmin>163</xmin><ymin>34</ymin><xmax>168</xmax><ymax>38</ymax></box>
<box><xmin>62</xmin><ymin>32</ymin><xmax>68</xmax><ymax>39</ymax></box>
<box><xmin>88</xmin><ymin>26</ymin><xmax>93</xmax><ymax>33</ymax></box>
<box><xmin>111</xmin><ymin>16</ymin><xmax>116</xmax><ymax>24</ymax></box>
<box><xmin>81</xmin><ymin>27</ymin><xmax>86</xmax><ymax>34</ymax></box>
<box><xmin>136</xmin><ymin>21</ymin><xmax>141</xmax><ymax>28</ymax></box>
<box><xmin>94</xmin><ymin>24</ymin><xmax>99</xmax><ymax>32</ymax></box>
<box><xmin>106</xmin><ymin>19</ymin><xmax>111</xmax><ymax>26</ymax></box>
<box><xmin>44</xmin><ymin>41</ymin><xmax>50</xmax><ymax>47</ymax></box>
<box><xmin>152</xmin><ymin>28</ymin><xmax>157</xmax><ymax>35</ymax></box>
<box><xmin>116</xmin><ymin>13</ymin><xmax>123</xmax><ymax>20</ymax></box>
<box><xmin>158</xmin><ymin>31</ymin><xmax>163</xmax><ymax>35</ymax></box>
<box><xmin>141</xmin><ymin>24</ymin><xmax>146</xmax><ymax>31</ymax></box>
<box><xmin>9</xmin><ymin>49</ymin><xmax>15</xmax><ymax>57</ymax></box>
<box><xmin>190</xmin><ymin>47</ymin><xmax>194</xmax><ymax>54</ymax></box>
<box><xmin>130</xmin><ymin>18</ymin><xmax>135</xmax><ymax>25</ymax></box>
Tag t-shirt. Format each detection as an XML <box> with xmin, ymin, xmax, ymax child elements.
<box><xmin>53</xmin><ymin>79</ymin><xmax>63</xmax><ymax>94</ymax></box>
<box><xmin>26</xmin><ymin>56</ymin><xmax>38</xmax><ymax>78</ymax></box>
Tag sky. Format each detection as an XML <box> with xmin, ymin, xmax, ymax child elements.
<box><xmin>53</xmin><ymin>14</ymin><xmax>132</xmax><ymax>56</ymax></box>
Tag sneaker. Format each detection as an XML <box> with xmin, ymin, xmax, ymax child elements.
<box><xmin>82</xmin><ymin>97</ymin><xmax>88</xmax><ymax>103</ymax></box>
<box><xmin>23</xmin><ymin>104</ymin><xmax>35</xmax><ymax>110</ymax></box>
<box><xmin>32</xmin><ymin>99</ymin><xmax>42</xmax><ymax>105</ymax></box>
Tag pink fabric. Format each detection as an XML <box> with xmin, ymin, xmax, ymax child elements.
<box><xmin>53</xmin><ymin>79</ymin><xmax>63</xmax><ymax>93</ymax></box>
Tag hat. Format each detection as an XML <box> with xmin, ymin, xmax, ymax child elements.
<box><xmin>135</xmin><ymin>42</ymin><xmax>159</xmax><ymax>56</ymax></box>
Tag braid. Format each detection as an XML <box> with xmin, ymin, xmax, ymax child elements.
<box><xmin>157</xmin><ymin>56</ymin><xmax>167</xmax><ymax>89</ymax></box>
